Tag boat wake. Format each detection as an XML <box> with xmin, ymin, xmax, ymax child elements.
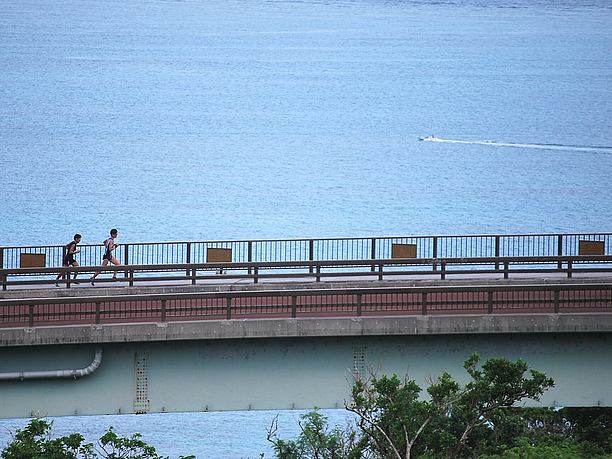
<box><xmin>419</xmin><ymin>136</ymin><xmax>612</xmax><ymax>154</ymax></box>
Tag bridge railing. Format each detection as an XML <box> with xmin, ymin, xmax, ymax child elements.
<box><xmin>2</xmin><ymin>255</ymin><xmax>612</xmax><ymax>290</ymax></box>
<box><xmin>1</xmin><ymin>283</ymin><xmax>610</xmax><ymax>328</ymax></box>
<box><xmin>1</xmin><ymin>232</ymin><xmax>610</xmax><ymax>270</ymax></box>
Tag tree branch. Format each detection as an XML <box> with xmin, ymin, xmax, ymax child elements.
<box><xmin>345</xmin><ymin>404</ymin><xmax>403</xmax><ymax>459</ymax></box>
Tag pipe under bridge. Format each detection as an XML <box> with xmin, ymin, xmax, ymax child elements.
<box><xmin>0</xmin><ymin>232</ymin><xmax>611</xmax><ymax>419</ymax></box>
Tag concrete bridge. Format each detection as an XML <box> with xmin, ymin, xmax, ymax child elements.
<box><xmin>1</xmin><ymin>232</ymin><xmax>611</xmax><ymax>419</ymax></box>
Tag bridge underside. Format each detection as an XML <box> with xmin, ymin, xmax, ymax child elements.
<box><xmin>1</xmin><ymin>330</ymin><xmax>610</xmax><ymax>418</ymax></box>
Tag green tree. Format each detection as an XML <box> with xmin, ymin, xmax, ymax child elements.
<box><xmin>269</xmin><ymin>354</ymin><xmax>556</xmax><ymax>459</ymax></box>
<box><xmin>447</xmin><ymin>354</ymin><xmax>555</xmax><ymax>458</ymax></box>
<box><xmin>478</xmin><ymin>437</ymin><xmax>586</xmax><ymax>459</ymax></box>
<box><xmin>346</xmin><ymin>354</ymin><xmax>554</xmax><ymax>459</ymax></box>
<box><xmin>562</xmin><ymin>408</ymin><xmax>612</xmax><ymax>457</ymax></box>
<box><xmin>474</xmin><ymin>407</ymin><xmax>612</xmax><ymax>459</ymax></box>
<box><xmin>267</xmin><ymin>410</ymin><xmax>362</xmax><ymax>459</ymax></box>
<box><xmin>347</xmin><ymin>371</ymin><xmax>461</xmax><ymax>458</ymax></box>
<box><xmin>1</xmin><ymin>419</ymin><xmax>194</xmax><ymax>459</ymax></box>
<box><xmin>1</xmin><ymin>419</ymin><xmax>92</xmax><ymax>459</ymax></box>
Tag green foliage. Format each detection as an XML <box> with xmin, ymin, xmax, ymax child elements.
<box><xmin>467</xmin><ymin>406</ymin><xmax>612</xmax><ymax>459</ymax></box>
<box><xmin>449</xmin><ymin>354</ymin><xmax>555</xmax><ymax>458</ymax></box>
<box><xmin>348</xmin><ymin>371</ymin><xmax>461</xmax><ymax>458</ymax></box>
<box><xmin>269</xmin><ymin>354</ymin><xmax>562</xmax><ymax>459</ymax></box>
<box><xmin>478</xmin><ymin>437</ymin><xmax>586</xmax><ymax>459</ymax></box>
<box><xmin>1</xmin><ymin>419</ymin><xmax>195</xmax><ymax>459</ymax></box>
<box><xmin>96</xmin><ymin>427</ymin><xmax>173</xmax><ymax>459</ymax></box>
<box><xmin>1</xmin><ymin>419</ymin><xmax>92</xmax><ymax>459</ymax></box>
<box><xmin>345</xmin><ymin>353</ymin><xmax>555</xmax><ymax>459</ymax></box>
<box><xmin>267</xmin><ymin>410</ymin><xmax>362</xmax><ymax>459</ymax></box>
<box><xmin>562</xmin><ymin>407</ymin><xmax>612</xmax><ymax>456</ymax></box>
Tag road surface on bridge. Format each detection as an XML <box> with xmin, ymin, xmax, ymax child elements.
<box><xmin>4</xmin><ymin>269</ymin><xmax>612</xmax><ymax>292</ymax></box>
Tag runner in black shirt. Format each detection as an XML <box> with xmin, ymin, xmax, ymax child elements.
<box><xmin>55</xmin><ymin>234</ymin><xmax>82</xmax><ymax>287</ymax></box>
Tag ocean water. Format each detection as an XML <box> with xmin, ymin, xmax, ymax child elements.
<box><xmin>1</xmin><ymin>0</ymin><xmax>611</xmax><ymax>456</ymax></box>
<box><xmin>1</xmin><ymin>0</ymin><xmax>611</xmax><ymax>248</ymax></box>
<box><xmin>0</xmin><ymin>409</ymin><xmax>356</xmax><ymax>458</ymax></box>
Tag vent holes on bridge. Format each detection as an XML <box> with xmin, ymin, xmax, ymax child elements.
<box><xmin>134</xmin><ymin>352</ymin><xmax>150</xmax><ymax>414</ymax></box>
<box><xmin>352</xmin><ymin>345</ymin><xmax>366</xmax><ymax>380</ymax></box>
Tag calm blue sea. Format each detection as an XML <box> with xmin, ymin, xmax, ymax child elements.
<box><xmin>0</xmin><ymin>409</ymin><xmax>355</xmax><ymax>458</ymax></box>
<box><xmin>1</xmin><ymin>0</ymin><xmax>611</xmax><ymax>456</ymax></box>
<box><xmin>1</xmin><ymin>0</ymin><xmax>612</xmax><ymax>248</ymax></box>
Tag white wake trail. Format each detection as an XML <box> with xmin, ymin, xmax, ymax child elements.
<box><xmin>422</xmin><ymin>137</ymin><xmax>612</xmax><ymax>154</ymax></box>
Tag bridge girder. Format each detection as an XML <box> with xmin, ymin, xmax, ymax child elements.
<box><xmin>0</xmin><ymin>329</ymin><xmax>610</xmax><ymax>419</ymax></box>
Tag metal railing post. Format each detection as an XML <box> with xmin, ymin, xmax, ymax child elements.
<box><xmin>129</xmin><ymin>270</ymin><xmax>134</xmax><ymax>287</ymax></box>
<box><xmin>441</xmin><ymin>261</ymin><xmax>446</xmax><ymax>280</ymax></box>
<box><xmin>371</xmin><ymin>238</ymin><xmax>377</xmax><ymax>272</ymax></box>
<box><xmin>567</xmin><ymin>260</ymin><xmax>573</xmax><ymax>278</ymax></box>
<box><xmin>378</xmin><ymin>263</ymin><xmax>383</xmax><ymax>281</ymax></box>
<box><xmin>557</xmin><ymin>235</ymin><xmax>563</xmax><ymax>269</ymax></box>
<box><xmin>191</xmin><ymin>268</ymin><xmax>196</xmax><ymax>285</ymax></box>
<box><xmin>316</xmin><ymin>265</ymin><xmax>321</xmax><ymax>283</ymax></box>
<box><xmin>432</xmin><ymin>237</ymin><xmax>438</xmax><ymax>271</ymax></box>
<box><xmin>1</xmin><ymin>271</ymin><xmax>6</xmax><ymax>291</ymax></box>
<box><xmin>28</xmin><ymin>304</ymin><xmax>35</xmax><ymax>327</ymax></box>
<box><xmin>504</xmin><ymin>261</ymin><xmax>509</xmax><ymax>279</ymax></box>
<box><xmin>553</xmin><ymin>290</ymin><xmax>560</xmax><ymax>313</ymax></box>
<box><xmin>226</xmin><ymin>297</ymin><xmax>232</xmax><ymax>320</ymax></box>
<box><xmin>124</xmin><ymin>244</ymin><xmax>129</xmax><ymax>278</ymax></box>
<box><xmin>421</xmin><ymin>292</ymin><xmax>427</xmax><ymax>315</ymax></box>
<box><xmin>494</xmin><ymin>236</ymin><xmax>500</xmax><ymax>270</ymax></box>
<box><xmin>357</xmin><ymin>293</ymin><xmax>362</xmax><ymax>317</ymax></box>
<box><xmin>186</xmin><ymin>242</ymin><xmax>191</xmax><ymax>277</ymax></box>
<box><xmin>487</xmin><ymin>291</ymin><xmax>493</xmax><ymax>314</ymax></box>
<box><xmin>95</xmin><ymin>302</ymin><xmax>101</xmax><ymax>324</ymax></box>
<box><xmin>247</xmin><ymin>241</ymin><xmax>253</xmax><ymax>275</ymax></box>
<box><xmin>309</xmin><ymin>239</ymin><xmax>314</xmax><ymax>273</ymax></box>
<box><xmin>291</xmin><ymin>295</ymin><xmax>297</xmax><ymax>318</ymax></box>
<box><xmin>0</xmin><ymin>247</ymin><xmax>3</xmax><ymax>270</ymax></box>
<box><xmin>254</xmin><ymin>267</ymin><xmax>259</xmax><ymax>284</ymax></box>
<box><xmin>161</xmin><ymin>299</ymin><xmax>167</xmax><ymax>322</ymax></box>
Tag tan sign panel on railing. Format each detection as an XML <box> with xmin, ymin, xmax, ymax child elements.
<box><xmin>391</xmin><ymin>243</ymin><xmax>417</xmax><ymax>259</ymax></box>
<box><xmin>207</xmin><ymin>248</ymin><xmax>232</xmax><ymax>263</ymax></box>
<box><xmin>20</xmin><ymin>253</ymin><xmax>46</xmax><ymax>268</ymax></box>
<box><xmin>579</xmin><ymin>240</ymin><xmax>605</xmax><ymax>255</ymax></box>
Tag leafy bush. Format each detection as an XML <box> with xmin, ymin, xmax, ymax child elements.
<box><xmin>1</xmin><ymin>419</ymin><xmax>194</xmax><ymax>459</ymax></box>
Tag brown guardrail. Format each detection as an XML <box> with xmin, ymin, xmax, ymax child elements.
<box><xmin>1</xmin><ymin>255</ymin><xmax>612</xmax><ymax>290</ymax></box>
<box><xmin>1</xmin><ymin>232</ymin><xmax>610</xmax><ymax>271</ymax></box>
<box><xmin>1</xmin><ymin>283</ymin><xmax>611</xmax><ymax>328</ymax></box>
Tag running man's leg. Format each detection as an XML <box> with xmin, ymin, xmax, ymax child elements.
<box><xmin>70</xmin><ymin>261</ymin><xmax>80</xmax><ymax>282</ymax></box>
<box><xmin>110</xmin><ymin>257</ymin><xmax>121</xmax><ymax>278</ymax></box>
<box><xmin>56</xmin><ymin>262</ymin><xmax>68</xmax><ymax>286</ymax></box>
<box><xmin>70</xmin><ymin>261</ymin><xmax>80</xmax><ymax>279</ymax></box>
<box><xmin>90</xmin><ymin>259</ymin><xmax>109</xmax><ymax>283</ymax></box>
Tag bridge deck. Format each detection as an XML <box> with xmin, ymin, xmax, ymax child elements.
<box><xmin>3</xmin><ymin>269</ymin><xmax>612</xmax><ymax>294</ymax></box>
<box><xmin>1</xmin><ymin>273</ymin><xmax>611</xmax><ymax>415</ymax></box>
<box><xmin>1</xmin><ymin>272</ymin><xmax>611</xmax><ymax>344</ymax></box>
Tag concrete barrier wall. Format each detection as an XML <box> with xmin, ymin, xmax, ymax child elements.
<box><xmin>2</xmin><ymin>313</ymin><xmax>612</xmax><ymax>347</ymax></box>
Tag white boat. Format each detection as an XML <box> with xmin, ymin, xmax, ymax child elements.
<box><xmin>419</xmin><ymin>135</ymin><xmax>435</xmax><ymax>141</ymax></box>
